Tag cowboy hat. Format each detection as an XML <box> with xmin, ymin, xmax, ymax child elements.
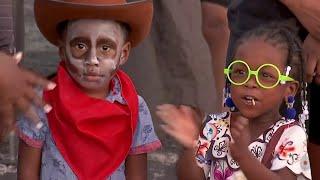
<box><xmin>34</xmin><ymin>0</ymin><xmax>153</xmax><ymax>47</ymax></box>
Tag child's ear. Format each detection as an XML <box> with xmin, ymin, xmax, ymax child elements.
<box><xmin>58</xmin><ymin>46</ymin><xmax>67</xmax><ymax>61</ymax></box>
<box><xmin>119</xmin><ymin>42</ymin><xmax>131</xmax><ymax>66</ymax></box>
<box><xmin>284</xmin><ymin>81</ymin><xmax>299</xmax><ymax>98</ymax></box>
<box><xmin>57</xmin><ymin>39</ymin><xmax>67</xmax><ymax>60</ymax></box>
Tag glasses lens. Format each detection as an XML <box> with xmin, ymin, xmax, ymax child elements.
<box><xmin>257</xmin><ymin>65</ymin><xmax>280</xmax><ymax>88</ymax></box>
<box><xmin>229</xmin><ymin>62</ymin><xmax>249</xmax><ymax>84</ymax></box>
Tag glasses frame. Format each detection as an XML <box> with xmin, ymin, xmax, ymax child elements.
<box><xmin>224</xmin><ymin>60</ymin><xmax>295</xmax><ymax>89</ymax></box>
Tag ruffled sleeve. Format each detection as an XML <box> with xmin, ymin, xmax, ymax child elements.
<box><xmin>270</xmin><ymin>125</ymin><xmax>311</xmax><ymax>179</ymax></box>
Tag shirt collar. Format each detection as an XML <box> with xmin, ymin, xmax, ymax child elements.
<box><xmin>106</xmin><ymin>75</ymin><xmax>127</xmax><ymax>104</ymax></box>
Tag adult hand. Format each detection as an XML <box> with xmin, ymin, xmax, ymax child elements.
<box><xmin>229</xmin><ymin>113</ymin><xmax>251</xmax><ymax>161</ymax></box>
<box><xmin>0</xmin><ymin>52</ymin><xmax>55</xmax><ymax>139</ymax></box>
<box><xmin>280</xmin><ymin>0</ymin><xmax>320</xmax><ymax>40</ymax></box>
<box><xmin>303</xmin><ymin>34</ymin><xmax>320</xmax><ymax>84</ymax></box>
<box><xmin>156</xmin><ymin>104</ymin><xmax>202</xmax><ymax>149</ymax></box>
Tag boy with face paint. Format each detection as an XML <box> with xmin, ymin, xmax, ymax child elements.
<box><xmin>17</xmin><ymin>0</ymin><xmax>161</xmax><ymax>180</ymax></box>
<box><xmin>61</xmin><ymin>19</ymin><xmax>128</xmax><ymax>98</ymax></box>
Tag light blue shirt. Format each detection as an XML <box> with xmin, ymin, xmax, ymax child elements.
<box><xmin>18</xmin><ymin>76</ymin><xmax>161</xmax><ymax>180</ymax></box>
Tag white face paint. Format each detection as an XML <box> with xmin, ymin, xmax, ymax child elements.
<box><xmin>63</xmin><ymin>19</ymin><xmax>126</xmax><ymax>94</ymax></box>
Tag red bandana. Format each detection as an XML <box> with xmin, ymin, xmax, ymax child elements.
<box><xmin>43</xmin><ymin>62</ymin><xmax>138</xmax><ymax>179</ymax></box>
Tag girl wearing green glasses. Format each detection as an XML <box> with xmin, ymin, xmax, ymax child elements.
<box><xmin>157</xmin><ymin>22</ymin><xmax>311</xmax><ymax>180</ymax></box>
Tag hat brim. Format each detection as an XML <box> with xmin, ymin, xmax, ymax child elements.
<box><xmin>34</xmin><ymin>0</ymin><xmax>153</xmax><ymax>47</ymax></box>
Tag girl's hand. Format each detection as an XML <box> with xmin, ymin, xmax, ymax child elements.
<box><xmin>156</xmin><ymin>104</ymin><xmax>202</xmax><ymax>149</ymax></box>
<box><xmin>230</xmin><ymin>114</ymin><xmax>251</xmax><ymax>161</ymax></box>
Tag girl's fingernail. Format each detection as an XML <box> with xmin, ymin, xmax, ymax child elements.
<box><xmin>44</xmin><ymin>104</ymin><xmax>52</xmax><ymax>113</ymax></box>
<box><xmin>47</xmin><ymin>82</ymin><xmax>56</xmax><ymax>90</ymax></box>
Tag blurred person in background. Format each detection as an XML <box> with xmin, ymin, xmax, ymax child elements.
<box><xmin>0</xmin><ymin>1</ymin><xmax>54</xmax><ymax>140</ymax></box>
<box><xmin>200</xmin><ymin>0</ymin><xmax>230</xmax><ymax>111</ymax></box>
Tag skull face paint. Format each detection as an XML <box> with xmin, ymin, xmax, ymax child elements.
<box><xmin>62</xmin><ymin>19</ymin><xmax>127</xmax><ymax>94</ymax></box>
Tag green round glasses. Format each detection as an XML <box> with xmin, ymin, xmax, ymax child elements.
<box><xmin>224</xmin><ymin>60</ymin><xmax>295</xmax><ymax>89</ymax></box>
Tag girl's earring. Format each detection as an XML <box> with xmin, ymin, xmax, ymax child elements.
<box><xmin>285</xmin><ymin>96</ymin><xmax>297</xmax><ymax>119</ymax></box>
<box><xmin>224</xmin><ymin>86</ymin><xmax>236</xmax><ymax>112</ymax></box>
<box><xmin>299</xmin><ymin>83</ymin><xmax>309</xmax><ymax>127</ymax></box>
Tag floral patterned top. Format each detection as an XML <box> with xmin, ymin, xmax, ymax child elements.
<box><xmin>17</xmin><ymin>76</ymin><xmax>162</xmax><ymax>180</ymax></box>
<box><xmin>196</xmin><ymin>112</ymin><xmax>311</xmax><ymax>180</ymax></box>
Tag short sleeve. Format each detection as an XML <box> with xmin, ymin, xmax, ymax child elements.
<box><xmin>270</xmin><ymin>125</ymin><xmax>311</xmax><ymax>179</ymax></box>
<box><xmin>16</xmin><ymin>105</ymin><xmax>48</xmax><ymax>149</ymax></box>
<box><xmin>129</xmin><ymin>96</ymin><xmax>162</xmax><ymax>155</ymax></box>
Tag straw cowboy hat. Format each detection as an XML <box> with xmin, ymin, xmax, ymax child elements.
<box><xmin>34</xmin><ymin>0</ymin><xmax>153</xmax><ymax>47</ymax></box>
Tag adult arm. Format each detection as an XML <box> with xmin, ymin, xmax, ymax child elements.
<box><xmin>280</xmin><ymin>0</ymin><xmax>320</xmax><ymax>40</ymax></box>
<box><xmin>201</xmin><ymin>1</ymin><xmax>230</xmax><ymax>109</ymax></box>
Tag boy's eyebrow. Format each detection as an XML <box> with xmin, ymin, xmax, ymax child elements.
<box><xmin>96</xmin><ymin>37</ymin><xmax>118</xmax><ymax>46</ymax></box>
<box><xmin>69</xmin><ymin>37</ymin><xmax>91</xmax><ymax>44</ymax></box>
